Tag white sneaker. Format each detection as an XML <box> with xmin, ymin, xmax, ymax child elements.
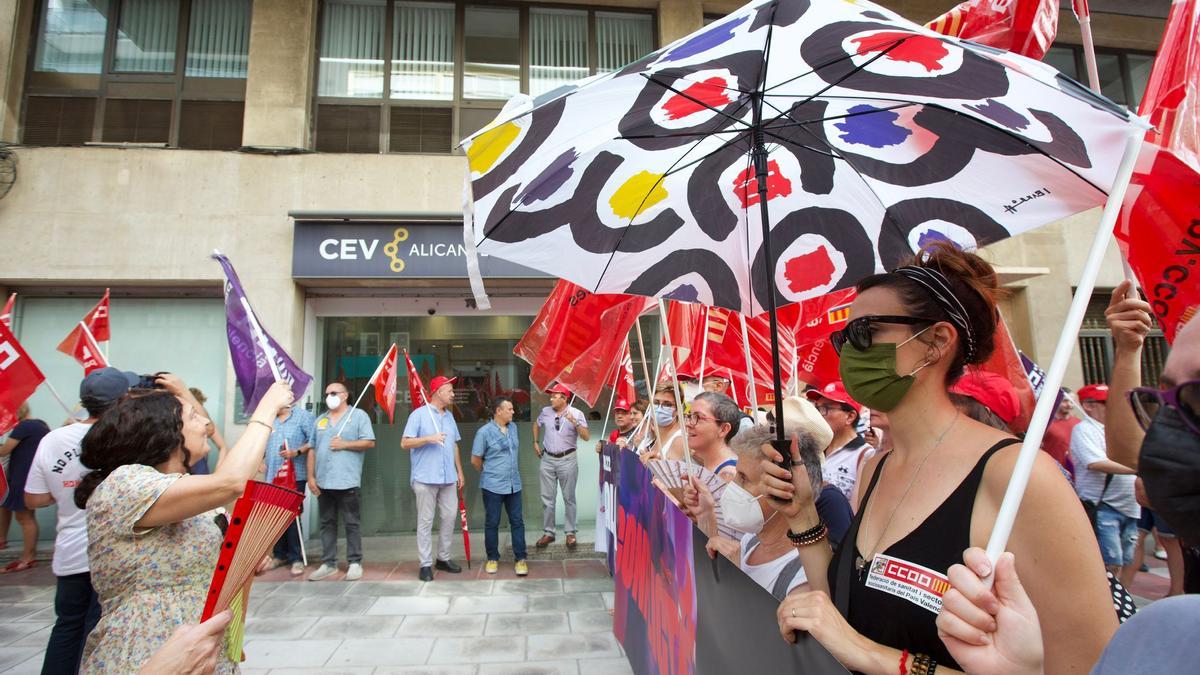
<box><xmin>345</xmin><ymin>563</ymin><xmax>363</xmax><ymax>581</ymax></box>
<box><xmin>308</xmin><ymin>563</ymin><xmax>337</xmax><ymax>581</ymax></box>
<box><xmin>290</xmin><ymin>562</ymin><xmax>304</xmax><ymax>576</ymax></box>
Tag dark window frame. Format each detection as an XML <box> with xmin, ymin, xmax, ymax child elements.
<box><xmin>1046</xmin><ymin>42</ymin><xmax>1156</xmax><ymax>109</ymax></box>
<box><xmin>22</xmin><ymin>0</ymin><xmax>250</xmax><ymax>149</ymax></box>
<box><xmin>311</xmin><ymin>0</ymin><xmax>658</xmax><ymax>155</ymax></box>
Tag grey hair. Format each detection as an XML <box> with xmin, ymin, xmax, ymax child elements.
<box><xmin>692</xmin><ymin>391</ymin><xmax>742</xmax><ymax>442</ymax></box>
<box><xmin>731</xmin><ymin>424</ymin><xmax>822</xmax><ymax>497</ymax></box>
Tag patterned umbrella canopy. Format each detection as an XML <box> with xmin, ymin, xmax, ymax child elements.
<box><xmin>463</xmin><ymin>0</ymin><xmax>1142</xmax><ymax>317</ymax></box>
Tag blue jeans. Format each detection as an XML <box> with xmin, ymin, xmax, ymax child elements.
<box><xmin>482</xmin><ymin>488</ymin><xmax>526</xmax><ymax>562</ymax></box>
<box><xmin>42</xmin><ymin>572</ymin><xmax>101</xmax><ymax>675</ymax></box>
<box><xmin>272</xmin><ymin>480</ymin><xmax>306</xmax><ymax>564</ymax></box>
<box><xmin>1095</xmin><ymin>503</ymin><xmax>1139</xmax><ymax>567</ymax></box>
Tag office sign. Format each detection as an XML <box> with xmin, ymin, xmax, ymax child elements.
<box><xmin>292</xmin><ymin>221</ymin><xmax>548</xmax><ymax>279</ymax></box>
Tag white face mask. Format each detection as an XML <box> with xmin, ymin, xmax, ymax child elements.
<box><xmin>325</xmin><ymin>393</ymin><xmax>343</xmax><ymax>410</ymax></box>
<box><xmin>655</xmin><ymin>405</ymin><xmax>675</xmax><ymax>426</ymax></box>
<box><xmin>720</xmin><ymin>481</ymin><xmax>770</xmax><ymax>534</ymax></box>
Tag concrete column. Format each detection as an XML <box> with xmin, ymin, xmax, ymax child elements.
<box><xmin>242</xmin><ymin>0</ymin><xmax>319</xmax><ymax>149</ymax></box>
<box><xmin>0</xmin><ymin>0</ymin><xmax>35</xmax><ymax>142</ymax></box>
<box><xmin>658</xmin><ymin>0</ymin><xmax>703</xmax><ymax>45</ymax></box>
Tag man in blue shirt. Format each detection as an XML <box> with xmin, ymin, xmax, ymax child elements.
<box><xmin>264</xmin><ymin>403</ymin><xmax>315</xmax><ymax>576</ymax></box>
<box><xmin>402</xmin><ymin>375</ymin><xmax>465</xmax><ymax>582</ymax></box>
<box><xmin>471</xmin><ymin>396</ymin><xmax>527</xmax><ymax>576</ymax></box>
<box><xmin>308</xmin><ymin>382</ymin><xmax>376</xmax><ymax>582</ymax></box>
<box><xmin>532</xmin><ymin>383</ymin><xmax>590</xmax><ymax>549</ymax></box>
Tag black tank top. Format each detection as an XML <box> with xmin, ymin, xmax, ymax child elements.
<box><xmin>827</xmin><ymin>439</ymin><xmax>1019</xmax><ymax>672</ymax></box>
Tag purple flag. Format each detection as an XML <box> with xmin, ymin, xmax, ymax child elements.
<box><xmin>212</xmin><ymin>251</ymin><xmax>312</xmax><ymax>413</ymax></box>
<box><xmin>1019</xmin><ymin>350</ymin><xmax>1064</xmax><ymax>412</ymax></box>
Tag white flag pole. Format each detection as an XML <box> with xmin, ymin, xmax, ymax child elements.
<box><xmin>986</xmin><ymin>126</ymin><xmax>1146</xmax><ymax>563</ymax></box>
<box><xmin>239</xmin><ymin>297</ymin><xmax>284</xmax><ymax>383</ymax></box>
<box><xmin>41</xmin><ymin>379</ymin><xmax>76</xmax><ymax>419</ymax></box>
<box><xmin>697</xmin><ymin>307</ymin><xmax>708</xmax><ymax>384</ymax></box>
<box><xmin>598</xmin><ymin>356</ymin><xmax>623</xmax><ymax>446</ymax></box>
<box><xmin>634</xmin><ymin>317</ymin><xmax>659</xmax><ymax>443</ymax></box>
<box><xmin>739</xmin><ymin>313</ymin><xmax>759</xmax><ymax>413</ymax></box>
<box><xmin>657</xmin><ymin>300</ymin><xmax>693</xmax><ymax>469</ymax></box>
<box><xmin>78</xmin><ymin>321</ymin><xmax>110</xmax><ymax>369</ymax></box>
<box><xmin>335</xmin><ymin>345</ymin><xmax>392</xmax><ymax>437</ymax></box>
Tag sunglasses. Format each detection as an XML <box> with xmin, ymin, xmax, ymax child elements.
<box><xmin>830</xmin><ymin>315</ymin><xmax>937</xmax><ymax>355</ymax></box>
<box><xmin>1127</xmin><ymin>380</ymin><xmax>1200</xmax><ymax>436</ymax></box>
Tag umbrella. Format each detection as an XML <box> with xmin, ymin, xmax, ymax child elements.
<box><xmin>457</xmin><ymin>485</ymin><xmax>472</xmax><ymax>570</ymax></box>
<box><xmin>464</xmin><ymin>0</ymin><xmax>1144</xmax><ymax>449</ymax></box>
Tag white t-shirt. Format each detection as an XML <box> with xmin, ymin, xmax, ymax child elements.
<box><xmin>739</xmin><ymin>533</ymin><xmax>808</xmax><ymax>598</ymax></box>
<box><xmin>25</xmin><ymin>422</ymin><xmax>93</xmax><ymax>576</ymax></box>
<box><xmin>822</xmin><ymin>436</ymin><xmax>869</xmax><ymax>500</ymax></box>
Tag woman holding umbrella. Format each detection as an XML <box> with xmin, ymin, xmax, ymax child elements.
<box><xmin>761</xmin><ymin>243</ymin><xmax>1115</xmax><ymax>674</ymax></box>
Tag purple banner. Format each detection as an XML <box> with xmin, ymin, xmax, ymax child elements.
<box><xmin>1019</xmin><ymin>350</ymin><xmax>1064</xmax><ymax>411</ymax></box>
<box><xmin>212</xmin><ymin>252</ymin><xmax>312</xmax><ymax>413</ymax></box>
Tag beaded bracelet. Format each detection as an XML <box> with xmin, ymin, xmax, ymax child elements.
<box><xmin>786</xmin><ymin>521</ymin><xmax>828</xmax><ymax>547</ymax></box>
<box><xmin>911</xmin><ymin>653</ymin><xmax>937</xmax><ymax>675</ymax></box>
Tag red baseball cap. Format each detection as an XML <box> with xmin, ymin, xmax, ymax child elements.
<box><xmin>950</xmin><ymin>370</ymin><xmax>1020</xmax><ymax>425</ymax></box>
<box><xmin>1077</xmin><ymin>384</ymin><xmax>1109</xmax><ymax>402</ymax></box>
<box><xmin>429</xmin><ymin>375</ymin><xmax>457</xmax><ymax>392</ymax></box>
<box><xmin>547</xmin><ymin>383</ymin><xmax>571</xmax><ymax>396</ymax></box>
<box><xmin>613</xmin><ymin>398</ymin><xmax>631</xmax><ymax>411</ymax></box>
<box><xmin>805</xmin><ymin>381</ymin><xmax>862</xmax><ymax>415</ymax></box>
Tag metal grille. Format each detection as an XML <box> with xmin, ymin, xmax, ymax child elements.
<box><xmin>315</xmin><ymin>104</ymin><xmax>381</xmax><ymax>153</ymax></box>
<box><xmin>103</xmin><ymin>98</ymin><xmax>172</xmax><ymax>143</ymax></box>
<box><xmin>389</xmin><ymin>106</ymin><xmax>451</xmax><ymax>153</ymax></box>
<box><xmin>23</xmin><ymin>96</ymin><xmax>96</xmax><ymax>146</ymax></box>
<box><xmin>178</xmin><ymin>100</ymin><xmax>244</xmax><ymax>150</ymax></box>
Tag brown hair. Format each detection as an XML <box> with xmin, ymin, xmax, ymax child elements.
<box><xmin>858</xmin><ymin>241</ymin><xmax>1001</xmax><ymax>384</ymax></box>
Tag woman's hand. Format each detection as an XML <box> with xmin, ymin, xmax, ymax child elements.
<box><xmin>1105</xmin><ymin>280</ymin><xmax>1153</xmax><ymax>353</ymax></box>
<box><xmin>681</xmin><ymin>474</ymin><xmax>716</xmax><ymax>527</ymax></box>
<box><xmin>705</xmin><ymin>535</ymin><xmax>740</xmax><ymax>562</ymax></box>
<box><xmin>777</xmin><ymin>590</ymin><xmax>875</xmax><ymax>672</ymax></box>
<box><xmin>154</xmin><ymin>373</ymin><xmax>189</xmax><ymax>397</ymax></box>
<box><xmin>758</xmin><ymin>436</ymin><xmax>815</xmax><ymax>519</ymax></box>
<box><xmin>255</xmin><ymin>382</ymin><xmax>295</xmax><ymax>418</ymax></box>
<box><xmin>936</xmin><ymin>548</ymin><xmax>1044</xmax><ymax>675</ymax></box>
<box><xmin>138</xmin><ymin>610</ymin><xmax>232</xmax><ymax>674</ymax></box>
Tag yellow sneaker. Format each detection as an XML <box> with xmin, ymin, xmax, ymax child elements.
<box><xmin>485</xmin><ymin>560</ymin><xmax>499</xmax><ymax>574</ymax></box>
<box><xmin>515</xmin><ymin>560</ymin><xmax>529</xmax><ymax>577</ymax></box>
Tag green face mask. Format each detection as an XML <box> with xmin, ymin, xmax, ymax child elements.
<box><xmin>837</xmin><ymin>330</ymin><xmax>930</xmax><ymax>412</ymax></box>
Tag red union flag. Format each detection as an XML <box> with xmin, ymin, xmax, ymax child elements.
<box><xmin>404</xmin><ymin>349</ymin><xmax>429</xmax><ymax>408</ymax></box>
<box><xmin>0</xmin><ymin>293</ymin><xmax>14</xmax><ymax>330</ymax></box>
<box><xmin>1115</xmin><ymin>0</ymin><xmax>1200</xmax><ymax>343</ymax></box>
<box><xmin>788</xmin><ymin>288</ymin><xmax>858</xmax><ymax>391</ymax></box>
<box><xmin>271</xmin><ymin>452</ymin><xmax>298</xmax><ymax>491</ymax></box>
<box><xmin>375</xmin><ymin>344</ymin><xmax>399</xmax><ymax>423</ymax></box>
<box><xmin>60</xmin><ymin>321</ymin><xmax>109</xmax><ymax>375</ymax></box>
<box><xmin>0</xmin><ymin>321</ymin><xmax>46</xmax><ymax>436</ymax></box>
<box><xmin>56</xmin><ymin>290</ymin><xmax>111</xmax><ymax>358</ymax></box>
<box><xmin>926</xmin><ymin>0</ymin><xmax>1059</xmax><ymax>60</ymax></box>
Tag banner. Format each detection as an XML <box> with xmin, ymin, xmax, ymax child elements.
<box><xmin>212</xmin><ymin>252</ymin><xmax>312</xmax><ymax>413</ymax></box>
<box><xmin>0</xmin><ymin>321</ymin><xmax>46</xmax><ymax>437</ymax></box>
<box><xmin>615</xmin><ymin>449</ymin><xmax>697</xmax><ymax>675</ymax></box>
<box><xmin>596</xmin><ymin>442</ymin><xmax>621</xmax><ymax>574</ymax></box>
<box><xmin>404</xmin><ymin>349</ymin><xmax>429</xmax><ymax>407</ymax></box>
<box><xmin>375</xmin><ymin>344</ymin><xmax>399</xmax><ymax>423</ymax></box>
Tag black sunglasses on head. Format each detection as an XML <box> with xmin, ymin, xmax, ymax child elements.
<box><xmin>830</xmin><ymin>315</ymin><xmax>937</xmax><ymax>355</ymax></box>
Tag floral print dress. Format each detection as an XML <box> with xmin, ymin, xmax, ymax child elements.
<box><xmin>81</xmin><ymin>464</ymin><xmax>235</xmax><ymax>674</ymax></box>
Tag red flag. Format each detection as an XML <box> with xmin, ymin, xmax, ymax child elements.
<box><xmin>0</xmin><ymin>321</ymin><xmax>46</xmax><ymax>436</ymax></box>
<box><xmin>663</xmin><ymin>302</ymin><xmax>706</xmax><ymax>370</ymax></box>
<box><xmin>62</xmin><ymin>321</ymin><xmax>108</xmax><ymax>375</ymax></box>
<box><xmin>404</xmin><ymin>349</ymin><xmax>429</xmax><ymax>408</ymax></box>
<box><xmin>515</xmin><ymin>281</ymin><xmax>651</xmax><ymax>406</ymax></box>
<box><xmin>55</xmin><ymin>290</ymin><xmax>111</xmax><ymax>357</ymax></box>
<box><xmin>1071</xmin><ymin>0</ymin><xmax>1091</xmax><ymax>20</ymax></box>
<box><xmin>792</xmin><ymin>289</ymin><xmax>858</xmax><ymax>390</ymax></box>
<box><xmin>374</xmin><ymin>344</ymin><xmax>399</xmax><ymax>423</ymax></box>
<box><xmin>0</xmin><ymin>293</ymin><xmax>14</xmax><ymax>330</ymax></box>
<box><xmin>674</xmin><ymin>306</ymin><xmax>796</xmax><ymax>406</ymax></box>
<box><xmin>926</xmin><ymin>0</ymin><xmax>1058</xmax><ymax>60</ymax></box>
<box><xmin>1116</xmin><ymin>0</ymin><xmax>1200</xmax><ymax>343</ymax></box>
<box><xmin>972</xmin><ymin>315</ymin><xmax>1037</xmax><ymax>433</ymax></box>
<box><xmin>271</xmin><ymin>449</ymin><xmax>298</xmax><ymax>491</ymax></box>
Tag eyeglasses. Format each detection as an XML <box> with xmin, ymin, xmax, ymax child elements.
<box><xmin>815</xmin><ymin>404</ymin><xmax>845</xmax><ymax>416</ymax></box>
<box><xmin>685</xmin><ymin>412</ymin><xmax>716</xmax><ymax>425</ymax></box>
<box><xmin>654</xmin><ymin>400</ymin><xmax>677</xmax><ymax>409</ymax></box>
<box><xmin>830</xmin><ymin>315</ymin><xmax>937</xmax><ymax>355</ymax></box>
<box><xmin>1127</xmin><ymin>380</ymin><xmax>1200</xmax><ymax>436</ymax></box>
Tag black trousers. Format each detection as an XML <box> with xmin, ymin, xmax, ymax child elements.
<box><xmin>41</xmin><ymin>572</ymin><xmax>101</xmax><ymax>675</ymax></box>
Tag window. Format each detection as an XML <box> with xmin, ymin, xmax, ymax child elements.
<box><xmin>314</xmin><ymin>0</ymin><xmax>656</xmax><ymax>154</ymax></box>
<box><xmin>1043</xmin><ymin>44</ymin><xmax>1156</xmax><ymax>109</ymax></box>
<box><xmin>24</xmin><ymin>0</ymin><xmax>252</xmax><ymax>149</ymax></box>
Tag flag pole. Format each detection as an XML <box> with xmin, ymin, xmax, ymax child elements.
<box><xmin>739</xmin><ymin>313</ymin><xmax>760</xmax><ymax>413</ymax></box>
<box><xmin>697</xmin><ymin>307</ymin><xmax>708</xmax><ymax>384</ymax></box>
<box><xmin>79</xmin><ymin>322</ymin><xmax>110</xmax><ymax>369</ymax></box>
<box><xmin>102</xmin><ymin>288</ymin><xmax>109</xmax><ymax>361</ymax></box>
<box><xmin>40</xmin><ymin>379</ymin><xmax>76</xmax><ymax>419</ymax></box>
<box><xmin>986</xmin><ymin>125</ymin><xmax>1146</xmax><ymax>564</ymax></box>
<box><xmin>598</xmin><ymin>357</ymin><xmax>622</xmax><ymax>446</ymax></box>
<box><xmin>633</xmin><ymin>317</ymin><xmax>660</xmax><ymax>445</ymax></box>
<box><xmin>283</xmin><ymin>437</ymin><xmax>308</xmax><ymax>567</ymax></box>
<box><xmin>335</xmin><ymin>346</ymin><xmax>391</xmax><ymax>437</ymax></box>
<box><xmin>239</xmin><ymin>297</ymin><xmax>283</xmax><ymax>383</ymax></box>
<box><xmin>657</xmin><ymin>300</ymin><xmax>693</xmax><ymax>469</ymax></box>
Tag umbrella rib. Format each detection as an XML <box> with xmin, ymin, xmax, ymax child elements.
<box><xmin>617</xmin><ymin>128</ymin><xmax>749</xmax><ymax>141</ymax></box>
<box><xmin>641</xmin><ymin>74</ymin><xmax>754</xmax><ymax>131</ymax></box>
<box><xmin>760</xmin><ymin>35</ymin><xmax>909</xmax><ymax>97</ymax></box>
<box><xmin>759</xmin><ymin>102</ymin><xmax>915</xmax><ymax>130</ymax></box>
<box><xmin>758</xmin><ymin>38</ymin><xmax>909</xmax><ymax>118</ymax></box>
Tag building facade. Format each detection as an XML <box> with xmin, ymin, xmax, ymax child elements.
<box><xmin>0</xmin><ymin>0</ymin><xmax>1170</xmax><ymax>540</ymax></box>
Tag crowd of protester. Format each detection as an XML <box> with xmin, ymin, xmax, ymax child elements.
<box><xmin>2</xmin><ymin>242</ymin><xmax>1195</xmax><ymax>673</ymax></box>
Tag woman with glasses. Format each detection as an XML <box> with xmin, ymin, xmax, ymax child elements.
<box><xmin>759</xmin><ymin>242</ymin><xmax>1115</xmax><ymax>675</ymax></box>
<box><xmin>73</xmin><ymin>378</ymin><xmax>293</xmax><ymax>674</ymax></box>
<box><xmin>684</xmin><ymin>392</ymin><xmax>742</xmax><ymax>481</ymax></box>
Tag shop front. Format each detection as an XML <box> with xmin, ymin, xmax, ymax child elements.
<box><xmin>293</xmin><ymin>217</ymin><xmax>611</xmax><ymax>534</ymax></box>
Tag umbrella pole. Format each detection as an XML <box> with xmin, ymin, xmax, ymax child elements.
<box><xmin>985</xmin><ymin>126</ymin><xmax>1145</xmax><ymax>564</ymax></box>
<box><xmin>658</xmin><ymin>299</ymin><xmax>694</xmax><ymax>470</ymax></box>
<box><xmin>738</xmin><ymin>313</ymin><xmax>760</xmax><ymax>413</ymax></box>
<box><xmin>750</xmin><ymin>92</ymin><xmax>789</xmax><ymax>451</ymax></box>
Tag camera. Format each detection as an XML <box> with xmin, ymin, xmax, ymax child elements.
<box><xmin>137</xmin><ymin>372</ymin><xmax>167</xmax><ymax>389</ymax></box>
<box><xmin>427</xmin><ymin>307</ymin><xmax>437</xmax><ymax>316</ymax></box>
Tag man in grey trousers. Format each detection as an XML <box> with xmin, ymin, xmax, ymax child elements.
<box><xmin>532</xmin><ymin>383</ymin><xmax>590</xmax><ymax>549</ymax></box>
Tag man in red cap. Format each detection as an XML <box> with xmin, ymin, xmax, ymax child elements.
<box><xmin>402</xmin><ymin>375</ymin><xmax>465</xmax><ymax>582</ymax></box>
<box><xmin>1070</xmin><ymin>383</ymin><xmax>1139</xmax><ymax>580</ymax></box>
<box><xmin>806</xmin><ymin>381</ymin><xmax>871</xmax><ymax>501</ymax></box>
<box><xmin>532</xmin><ymin>383</ymin><xmax>590</xmax><ymax>549</ymax></box>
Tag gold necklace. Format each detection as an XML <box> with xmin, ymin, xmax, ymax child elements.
<box><xmin>855</xmin><ymin>411</ymin><xmax>959</xmax><ymax>581</ymax></box>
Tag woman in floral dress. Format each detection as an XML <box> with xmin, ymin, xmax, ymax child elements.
<box><xmin>73</xmin><ymin>375</ymin><xmax>293</xmax><ymax>673</ymax></box>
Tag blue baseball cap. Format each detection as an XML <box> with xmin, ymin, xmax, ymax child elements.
<box><xmin>80</xmin><ymin>367</ymin><xmax>139</xmax><ymax>406</ymax></box>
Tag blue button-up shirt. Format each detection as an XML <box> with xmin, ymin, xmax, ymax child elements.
<box><xmin>403</xmin><ymin>404</ymin><xmax>461</xmax><ymax>486</ymax></box>
<box><xmin>472</xmin><ymin>420</ymin><xmax>521</xmax><ymax>494</ymax></box>
<box><xmin>264</xmin><ymin>408</ymin><xmax>315</xmax><ymax>482</ymax></box>
<box><xmin>312</xmin><ymin>407</ymin><xmax>375</xmax><ymax>490</ymax></box>
<box><xmin>536</xmin><ymin>405</ymin><xmax>586</xmax><ymax>455</ymax></box>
